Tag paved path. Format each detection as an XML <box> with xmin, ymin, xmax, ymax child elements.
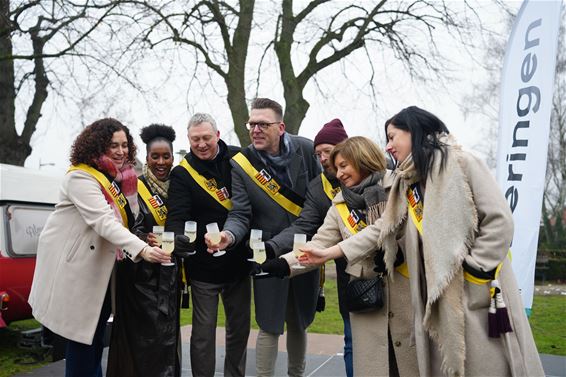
<box><xmin>14</xmin><ymin>326</ymin><xmax>565</xmax><ymax>376</ymax></box>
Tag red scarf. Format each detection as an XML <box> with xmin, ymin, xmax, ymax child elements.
<box><xmin>94</xmin><ymin>155</ymin><xmax>139</xmax><ymax>260</ymax></box>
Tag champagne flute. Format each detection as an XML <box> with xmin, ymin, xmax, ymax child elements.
<box><xmin>291</xmin><ymin>234</ymin><xmax>307</xmax><ymax>270</ymax></box>
<box><xmin>153</xmin><ymin>226</ymin><xmax>164</xmax><ymax>247</ymax></box>
<box><xmin>253</xmin><ymin>241</ymin><xmax>268</xmax><ymax>276</ymax></box>
<box><xmin>206</xmin><ymin>222</ymin><xmax>226</xmax><ymax>257</ymax></box>
<box><xmin>248</xmin><ymin>228</ymin><xmax>262</xmax><ymax>261</ymax></box>
<box><xmin>161</xmin><ymin>231</ymin><xmax>175</xmax><ymax>266</ymax></box>
<box><xmin>184</xmin><ymin>221</ymin><xmax>197</xmax><ymax>255</ymax></box>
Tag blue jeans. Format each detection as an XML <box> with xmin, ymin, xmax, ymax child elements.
<box><xmin>65</xmin><ymin>290</ymin><xmax>111</xmax><ymax>377</ymax></box>
<box><xmin>343</xmin><ymin>317</ymin><xmax>353</xmax><ymax>377</ymax></box>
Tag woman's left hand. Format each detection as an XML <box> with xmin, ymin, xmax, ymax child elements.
<box><xmin>299</xmin><ymin>245</ymin><xmax>343</xmax><ymax>265</ymax></box>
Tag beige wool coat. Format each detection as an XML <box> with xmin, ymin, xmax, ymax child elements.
<box><xmin>285</xmin><ymin>173</ymin><xmax>419</xmax><ymax>377</ymax></box>
<box><xmin>28</xmin><ymin>170</ymin><xmax>147</xmax><ymax>345</ymax></box>
<box><xmin>340</xmin><ymin>143</ymin><xmax>544</xmax><ymax>377</ymax></box>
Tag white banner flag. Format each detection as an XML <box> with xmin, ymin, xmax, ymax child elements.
<box><xmin>496</xmin><ymin>0</ymin><xmax>562</xmax><ymax>310</ymax></box>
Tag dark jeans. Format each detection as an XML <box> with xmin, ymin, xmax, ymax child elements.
<box><xmin>343</xmin><ymin>316</ymin><xmax>353</xmax><ymax>377</ymax></box>
<box><xmin>65</xmin><ymin>290</ymin><xmax>111</xmax><ymax>377</ymax></box>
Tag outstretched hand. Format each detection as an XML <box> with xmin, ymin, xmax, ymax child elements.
<box><xmin>298</xmin><ymin>244</ymin><xmax>344</xmax><ymax>266</ymax></box>
<box><xmin>173</xmin><ymin>235</ymin><xmax>195</xmax><ymax>258</ymax></box>
<box><xmin>204</xmin><ymin>231</ymin><xmax>231</xmax><ymax>254</ymax></box>
<box><xmin>140</xmin><ymin>246</ymin><xmax>171</xmax><ymax>264</ymax></box>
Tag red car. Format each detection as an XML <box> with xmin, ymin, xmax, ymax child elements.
<box><xmin>0</xmin><ymin>164</ymin><xmax>62</xmax><ymax>328</ymax></box>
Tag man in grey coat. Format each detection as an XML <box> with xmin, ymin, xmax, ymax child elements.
<box><xmin>205</xmin><ymin>98</ymin><xmax>321</xmax><ymax>376</ymax></box>
<box><xmin>262</xmin><ymin>119</ymin><xmax>353</xmax><ymax>377</ymax></box>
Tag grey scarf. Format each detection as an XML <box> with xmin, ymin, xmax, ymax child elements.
<box><xmin>341</xmin><ymin>171</ymin><xmax>387</xmax><ymax>224</ymax></box>
<box><xmin>254</xmin><ymin>132</ymin><xmax>294</xmax><ymax>187</ymax></box>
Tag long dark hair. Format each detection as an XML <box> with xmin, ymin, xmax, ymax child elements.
<box><xmin>70</xmin><ymin>118</ymin><xmax>137</xmax><ymax>166</ymax></box>
<box><xmin>385</xmin><ymin>106</ymin><xmax>450</xmax><ymax>179</ymax></box>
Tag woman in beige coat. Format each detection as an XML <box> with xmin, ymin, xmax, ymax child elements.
<box><xmin>289</xmin><ymin>136</ymin><xmax>418</xmax><ymax>376</ymax></box>
<box><xmin>304</xmin><ymin>106</ymin><xmax>543</xmax><ymax>376</ymax></box>
<box><xmin>28</xmin><ymin>118</ymin><xmax>170</xmax><ymax>377</ymax></box>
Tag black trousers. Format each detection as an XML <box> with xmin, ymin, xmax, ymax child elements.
<box><xmin>65</xmin><ymin>289</ymin><xmax>111</xmax><ymax>377</ymax></box>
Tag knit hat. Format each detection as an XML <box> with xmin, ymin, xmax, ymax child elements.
<box><xmin>314</xmin><ymin>119</ymin><xmax>348</xmax><ymax>147</ymax></box>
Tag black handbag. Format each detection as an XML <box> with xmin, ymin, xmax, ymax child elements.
<box><xmin>345</xmin><ymin>274</ymin><xmax>385</xmax><ymax>313</ymax></box>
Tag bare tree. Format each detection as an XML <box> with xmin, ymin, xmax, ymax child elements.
<box><xmin>0</xmin><ymin>0</ymin><xmax>118</xmax><ymax>165</ymax></box>
<box><xmin>126</xmin><ymin>0</ymin><xmax>477</xmax><ymax>145</ymax></box>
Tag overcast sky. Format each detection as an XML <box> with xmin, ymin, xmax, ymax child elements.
<box><xmin>21</xmin><ymin>1</ymin><xmax>525</xmax><ymax>174</ymax></box>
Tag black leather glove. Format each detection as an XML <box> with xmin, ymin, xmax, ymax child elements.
<box><xmin>260</xmin><ymin>258</ymin><xmax>290</xmax><ymax>278</ymax></box>
<box><xmin>316</xmin><ymin>288</ymin><xmax>326</xmax><ymax>312</ymax></box>
<box><xmin>374</xmin><ymin>249</ymin><xmax>386</xmax><ymax>273</ymax></box>
<box><xmin>173</xmin><ymin>235</ymin><xmax>194</xmax><ymax>258</ymax></box>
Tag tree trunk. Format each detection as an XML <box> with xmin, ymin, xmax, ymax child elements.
<box><xmin>0</xmin><ymin>0</ymin><xmax>22</xmax><ymax>165</ymax></box>
<box><xmin>0</xmin><ymin>0</ymin><xmax>48</xmax><ymax>166</ymax></box>
<box><xmin>274</xmin><ymin>0</ymin><xmax>309</xmax><ymax>135</ymax></box>
<box><xmin>224</xmin><ymin>0</ymin><xmax>254</xmax><ymax>146</ymax></box>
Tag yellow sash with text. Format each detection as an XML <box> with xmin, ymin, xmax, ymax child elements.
<box><xmin>180</xmin><ymin>159</ymin><xmax>233</xmax><ymax>211</ymax></box>
<box><xmin>407</xmin><ymin>183</ymin><xmax>504</xmax><ymax>284</ymax></box>
<box><xmin>321</xmin><ymin>173</ymin><xmax>341</xmax><ymax>201</ymax></box>
<box><xmin>232</xmin><ymin>152</ymin><xmax>302</xmax><ymax>216</ymax></box>
<box><xmin>68</xmin><ymin>164</ymin><xmax>129</xmax><ymax>227</ymax></box>
<box><xmin>137</xmin><ymin>179</ymin><xmax>167</xmax><ymax>226</ymax></box>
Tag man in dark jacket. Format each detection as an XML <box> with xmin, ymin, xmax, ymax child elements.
<box><xmin>206</xmin><ymin>98</ymin><xmax>321</xmax><ymax>377</ymax></box>
<box><xmin>263</xmin><ymin>119</ymin><xmax>353</xmax><ymax>377</ymax></box>
<box><xmin>166</xmin><ymin>113</ymin><xmax>250</xmax><ymax>377</ymax></box>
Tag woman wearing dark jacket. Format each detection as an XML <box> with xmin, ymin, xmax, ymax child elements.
<box><xmin>107</xmin><ymin>124</ymin><xmax>180</xmax><ymax>377</ymax></box>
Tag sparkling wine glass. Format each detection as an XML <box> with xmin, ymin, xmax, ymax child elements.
<box><xmin>206</xmin><ymin>222</ymin><xmax>226</xmax><ymax>257</ymax></box>
<box><xmin>184</xmin><ymin>221</ymin><xmax>197</xmax><ymax>255</ymax></box>
<box><xmin>153</xmin><ymin>225</ymin><xmax>164</xmax><ymax>247</ymax></box>
<box><xmin>248</xmin><ymin>229</ymin><xmax>262</xmax><ymax>261</ymax></box>
<box><xmin>161</xmin><ymin>231</ymin><xmax>175</xmax><ymax>266</ymax></box>
<box><xmin>291</xmin><ymin>234</ymin><xmax>307</xmax><ymax>270</ymax></box>
<box><xmin>253</xmin><ymin>241</ymin><xmax>268</xmax><ymax>276</ymax></box>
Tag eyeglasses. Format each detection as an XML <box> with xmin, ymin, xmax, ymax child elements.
<box><xmin>245</xmin><ymin>122</ymin><xmax>280</xmax><ymax>131</ymax></box>
<box><xmin>313</xmin><ymin>150</ymin><xmax>332</xmax><ymax>159</ymax></box>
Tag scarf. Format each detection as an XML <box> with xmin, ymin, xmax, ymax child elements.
<box><xmin>378</xmin><ymin>134</ymin><xmax>478</xmax><ymax>376</ymax></box>
<box><xmin>254</xmin><ymin>132</ymin><xmax>294</xmax><ymax>188</ymax></box>
<box><xmin>142</xmin><ymin>164</ymin><xmax>170</xmax><ymax>200</ymax></box>
<box><xmin>95</xmin><ymin>155</ymin><xmax>139</xmax><ymax>260</ymax></box>
<box><xmin>340</xmin><ymin>171</ymin><xmax>387</xmax><ymax>224</ymax></box>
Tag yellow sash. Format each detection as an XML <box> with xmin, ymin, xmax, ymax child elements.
<box><xmin>179</xmin><ymin>159</ymin><xmax>233</xmax><ymax>211</ymax></box>
<box><xmin>321</xmin><ymin>173</ymin><xmax>340</xmax><ymax>201</ymax></box>
<box><xmin>68</xmin><ymin>164</ymin><xmax>129</xmax><ymax>227</ymax></box>
<box><xmin>406</xmin><ymin>183</ymin><xmax>504</xmax><ymax>284</ymax></box>
<box><xmin>232</xmin><ymin>153</ymin><xmax>302</xmax><ymax>216</ymax></box>
<box><xmin>137</xmin><ymin>179</ymin><xmax>167</xmax><ymax>226</ymax></box>
<box><xmin>335</xmin><ymin>203</ymin><xmax>367</xmax><ymax>234</ymax></box>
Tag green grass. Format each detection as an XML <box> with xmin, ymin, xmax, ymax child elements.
<box><xmin>529</xmin><ymin>295</ymin><xmax>566</xmax><ymax>355</ymax></box>
<box><xmin>0</xmin><ymin>319</ymin><xmax>49</xmax><ymax>377</ymax></box>
<box><xmin>2</xmin><ymin>281</ymin><xmax>564</xmax><ymax>377</ymax></box>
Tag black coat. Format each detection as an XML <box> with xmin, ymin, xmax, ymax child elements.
<box><xmin>107</xmin><ymin>175</ymin><xmax>180</xmax><ymax>377</ymax></box>
<box><xmin>165</xmin><ymin>140</ymin><xmax>250</xmax><ymax>284</ymax></box>
<box><xmin>266</xmin><ymin>172</ymin><xmax>350</xmax><ymax>318</ymax></box>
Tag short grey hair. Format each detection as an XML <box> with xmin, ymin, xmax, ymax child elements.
<box><xmin>188</xmin><ymin>113</ymin><xmax>218</xmax><ymax>132</ymax></box>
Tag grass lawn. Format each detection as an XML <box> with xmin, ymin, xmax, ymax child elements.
<box><xmin>1</xmin><ymin>280</ymin><xmax>564</xmax><ymax>377</ymax></box>
<box><xmin>529</xmin><ymin>295</ymin><xmax>566</xmax><ymax>355</ymax></box>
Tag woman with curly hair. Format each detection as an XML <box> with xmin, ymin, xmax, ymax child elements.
<box><xmin>107</xmin><ymin>124</ymin><xmax>181</xmax><ymax>377</ymax></box>
<box><xmin>29</xmin><ymin>118</ymin><xmax>170</xmax><ymax>377</ymax></box>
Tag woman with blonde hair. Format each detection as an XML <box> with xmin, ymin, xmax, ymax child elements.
<box><xmin>276</xmin><ymin>136</ymin><xmax>417</xmax><ymax>376</ymax></box>
<box><xmin>302</xmin><ymin>107</ymin><xmax>543</xmax><ymax>376</ymax></box>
